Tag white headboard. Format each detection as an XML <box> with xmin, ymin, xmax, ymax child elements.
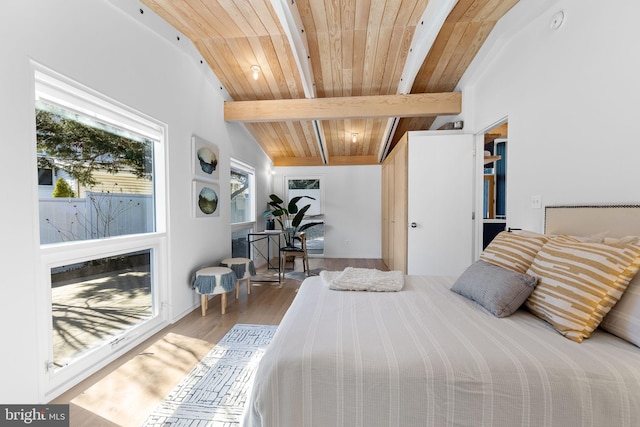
<box><xmin>545</xmin><ymin>204</ymin><xmax>640</xmax><ymax>238</ymax></box>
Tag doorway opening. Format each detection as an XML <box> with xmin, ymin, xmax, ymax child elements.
<box><xmin>481</xmin><ymin>121</ymin><xmax>508</xmax><ymax>249</ymax></box>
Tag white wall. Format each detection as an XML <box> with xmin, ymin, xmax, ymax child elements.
<box><xmin>461</xmin><ymin>0</ymin><xmax>640</xmax><ymax>232</ymax></box>
<box><xmin>273</xmin><ymin>166</ymin><xmax>382</xmax><ymax>258</ymax></box>
<box><xmin>0</xmin><ymin>0</ymin><xmax>270</xmax><ymax>403</ymax></box>
<box><xmin>227</xmin><ymin>125</ymin><xmax>275</xmax><ymax>232</ymax></box>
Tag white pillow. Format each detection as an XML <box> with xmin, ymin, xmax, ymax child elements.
<box><xmin>600</xmin><ymin>272</ymin><xmax>640</xmax><ymax>347</ymax></box>
<box><xmin>604</xmin><ymin>235</ymin><xmax>640</xmax><ymax>245</ymax></box>
<box><xmin>514</xmin><ymin>229</ymin><xmax>607</xmax><ymax>243</ymax></box>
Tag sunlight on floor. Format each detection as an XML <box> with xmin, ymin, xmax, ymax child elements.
<box><xmin>68</xmin><ymin>332</ymin><xmax>213</xmax><ymax>426</ymax></box>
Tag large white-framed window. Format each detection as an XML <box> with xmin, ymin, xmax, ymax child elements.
<box><xmin>284</xmin><ymin>176</ymin><xmax>324</xmax><ymax>255</ymax></box>
<box><xmin>231</xmin><ymin>159</ymin><xmax>256</xmax><ymax>258</ymax></box>
<box><xmin>33</xmin><ymin>65</ymin><xmax>168</xmax><ymax>400</ymax></box>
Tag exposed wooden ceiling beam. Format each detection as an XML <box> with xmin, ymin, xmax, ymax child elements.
<box><xmin>378</xmin><ymin>0</ymin><xmax>460</xmax><ymax>163</ymax></box>
<box><xmin>397</xmin><ymin>0</ymin><xmax>460</xmax><ymax>95</ymax></box>
<box><xmin>225</xmin><ymin>92</ymin><xmax>461</xmax><ymax>122</ymax></box>
<box><xmin>270</xmin><ymin>0</ymin><xmax>315</xmax><ymax>99</ymax></box>
<box><xmin>271</xmin><ymin>0</ymin><xmax>331</xmax><ymax>163</ymax></box>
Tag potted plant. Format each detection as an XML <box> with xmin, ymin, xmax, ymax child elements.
<box><xmin>262</xmin><ymin>194</ymin><xmax>322</xmax><ymax>248</ymax></box>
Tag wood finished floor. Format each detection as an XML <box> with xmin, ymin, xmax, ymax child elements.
<box><xmin>52</xmin><ymin>258</ymin><xmax>387</xmax><ymax>427</ymax></box>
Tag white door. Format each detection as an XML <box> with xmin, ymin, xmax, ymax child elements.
<box><xmin>407</xmin><ymin>131</ymin><xmax>474</xmax><ymax>276</ymax></box>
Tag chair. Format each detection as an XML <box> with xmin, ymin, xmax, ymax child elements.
<box><xmin>280</xmin><ymin>232</ymin><xmax>310</xmax><ymax>278</ymax></box>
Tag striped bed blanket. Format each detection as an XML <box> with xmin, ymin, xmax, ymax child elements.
<box><xmin>243</xmin><ymin>275</ymin><xmax>640</xmax><ymax>427</ymax></box>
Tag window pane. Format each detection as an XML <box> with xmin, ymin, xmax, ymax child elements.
<box><xmin>38</xmin><ymin>168</ymin><xmax>53</xmax><ymax>186</ymax></box>
<box><xmin>286</xmin><ymin>177</ymin><xmax>323</xmax><ymax>254</ymax></box>
<box><xmin>232</xmin><ymin>227</ymin><xmax>251</xmax><ymax>258</ymax></box>
<box><xmin>288</xmin><ymin>179</ymin><xmax>320</xmax><ymax>190</ymax></box>
<box><xmin>301</xmin><ymin>220</ymin><xmax>324</xmax><ymax>254</ymax></box>
<box><xmin>51</xmin><ymin>250</ymin><xmax>153</xmax><ymax>369</ymax></box>
<box><xmin>231</xmin><ymin>167</ymin><xmax>252</xmax><ymax>223</ymax></box>
<box><xmin>287</xmin><ymin>179</ymin><xmax>321</xmax><ymax>216</ymax></box>
<box><xmin>36</xmin><ymin>101</ymin><xmax>155</xmax><ymax>244</ymax></box>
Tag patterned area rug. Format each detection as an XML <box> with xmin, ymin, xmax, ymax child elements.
<box><xmin>140</xmin><ymin>324</ymin><xmax>277</xmax><ymax>427</ymax></box>
<box><xmin>284</xmin><ymin>267</ymin><xmax>325</xmax><ymax>282</ymax></box>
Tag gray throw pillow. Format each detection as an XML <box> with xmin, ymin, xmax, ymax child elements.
<box><xmin>451</xmin><ymin>260</ymin><xmax>538</xmax><ymax>318</ymax></box>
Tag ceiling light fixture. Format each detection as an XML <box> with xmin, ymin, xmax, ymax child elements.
<box><xmin>352</xmin><ymin>133</ymin><xmax>358</xmax><ymax>143</ymax></box>
<box><xmin>251</xmin><ymin>65</ymin><xmax>261</xmax><ymax>80</ymax></box>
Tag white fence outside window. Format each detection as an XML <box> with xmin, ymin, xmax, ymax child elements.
<box><xmin>39</xmin><ymin>192</ymin><xmax>153</xmax><ymax>244</ymax></box>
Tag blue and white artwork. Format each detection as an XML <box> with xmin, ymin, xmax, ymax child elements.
<box><xmin>192</xmin><ymin>135</ymin><xmax>219</xmax><ymax>181</ymax></box>
<box><xmin>194</xmin><ymin>180</ymin><xmax>220</xmax><ymax>218</ymax></box>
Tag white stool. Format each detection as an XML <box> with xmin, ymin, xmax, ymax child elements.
<box><xmin>192</xmin><ymin>266</ymin><xmax>237</xmax><ymax>315</ymax></box>
<box><xmin>220</xmin><ymin>257</ymin><xmax>256</xmax><ymax>298</ymax></box>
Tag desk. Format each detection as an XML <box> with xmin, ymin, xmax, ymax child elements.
<box><xmin>247</xmin><ymin>231</ymin><xmax>283</xmax><ymax>283</ymax></box>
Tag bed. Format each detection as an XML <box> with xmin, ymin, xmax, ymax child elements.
<box><xmin>243</xmin><ymin>205</ymin><xmax>640</xmax><ymax>427</ymax></box>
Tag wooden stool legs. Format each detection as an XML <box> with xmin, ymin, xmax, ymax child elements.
<box><xmin>234</xmin><ymin>278</ymin><xmax>251</xmax><ymax>300</ymax></box>
<box><xmin>199</xmin><ymin>283</ymin><xmax>248</xmax><ymax>316</ymax></box>
<box><xmin>200</xmin><ymin>292</ymin><xmax>228</xmax><ymax>316</ymax></box>
<box><xmin>201</xmin><ymin>294</ymin><xmax>207</xmax><ymax>316</ymax></box>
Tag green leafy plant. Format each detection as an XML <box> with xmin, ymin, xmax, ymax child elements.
<box><xmin>52</xmin><ymin>177</ymin><xmax>76</xmax><ymax>198</ymax></box>
<box><xmin>263</xmin><ymin>194</ymin><xmax>321</xmax><ymax>247</ymax></box>
<box><xmin>36</xmin><ymin>107</ymin><xmax>152</xmax><ymax>187</ymax></box>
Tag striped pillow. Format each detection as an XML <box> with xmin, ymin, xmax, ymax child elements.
<box><xmin>480</xmin><ymin>231</ymin><xmax>550</xmax><ymax>274</ymax></box>
<box><xmin>524</xmin><ymin>239</ymin><xmax>640</xmax><ymax>343</ymax></box>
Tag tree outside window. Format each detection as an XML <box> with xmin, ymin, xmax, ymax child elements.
<box><xmin>36</xmin><ymin>101</ymin><xmax>155</xmax><ymax>244</ymax></box>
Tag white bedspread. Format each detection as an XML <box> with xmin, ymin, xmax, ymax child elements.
<box><xmin>243</xmin><ymin>275</ymin><xmax>640</xmax><ymax>427</ymax></box>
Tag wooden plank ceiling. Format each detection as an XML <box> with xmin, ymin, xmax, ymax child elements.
<box><xmin>141</xmin><ymin>0</ymin><xmax>518</xmax><ymax>166</ymax></box>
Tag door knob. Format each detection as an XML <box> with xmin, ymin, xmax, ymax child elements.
<box><xmin>410</xmin><ymin>222</ymin><xmax>417</xmax><ymax>228</ymax></box>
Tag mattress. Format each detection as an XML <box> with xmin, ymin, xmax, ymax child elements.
<box><xmin>243</xmin><ymin>275</ymin><xmax>640</xmax><ymax>427</ymax></box>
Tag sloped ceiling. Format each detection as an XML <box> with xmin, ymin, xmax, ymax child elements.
<box><xmin>141</xmin><ymin>0</ymin><xmax>518</xmax><ymax>165</ymax></box>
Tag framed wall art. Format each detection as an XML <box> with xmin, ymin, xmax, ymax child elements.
<box><xmin>193</xmin><ymin>180</ymin><xmax>220</xmax><ymax>218</ymax></box>
<box><xmin>192</xmin><ymin>135</ymin><xmax>219</xmax><ymax>182</ymax></box>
